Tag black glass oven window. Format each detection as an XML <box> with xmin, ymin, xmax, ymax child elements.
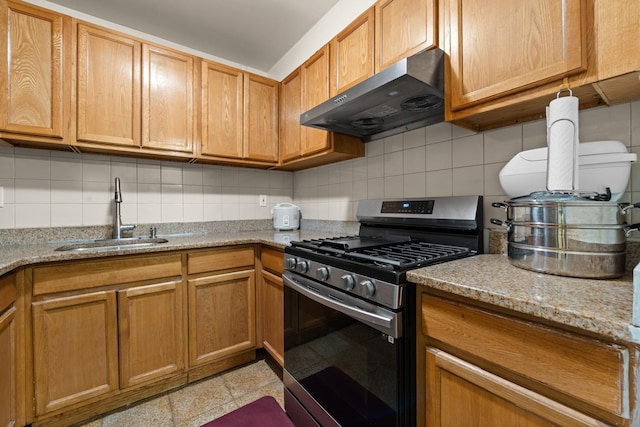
<box><xmin>285</xmin><ymin>289</ymin><xmax>402</xmax><ymax>426</ymax></box>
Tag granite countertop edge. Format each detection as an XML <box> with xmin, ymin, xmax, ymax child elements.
<box><xmin>0</xmin><ymin>229</ymin><xmax>344</xmax><ymax>277</ymax></box>
<box><xmin>408</xmin><ymin>254</ymin><xmax>640</xmax><ymax>345</ymax></box>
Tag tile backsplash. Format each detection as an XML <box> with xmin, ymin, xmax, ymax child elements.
<box><xmin>0</xmin><ymin>101</ymin><xmax>638</xmax><ymax>231</ymax></box>
<box><xmin>294</xmin><ymin>101</ymin><xmax>640</xmax><ymax>229</ymax></box>
<box><xmin>0</xmin><ymin>148</ymin><xmax>293</xmax><ymax>228</ymax></box>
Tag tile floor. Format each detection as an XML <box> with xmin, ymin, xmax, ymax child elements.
<box><xmin>77</xmin><ymin>357</ymin><xmax>284</xmax><ymax>427</ymax></box>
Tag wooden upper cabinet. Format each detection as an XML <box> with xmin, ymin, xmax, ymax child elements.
<box><xmin>447</xmin><ymin>0</ymin><xmax>586</xmax><ymax>112</ymax></box>
<box><xmin>142</xmin><ymin>44</ymin><xmax>194</xmax><ymax>153</ymax></box>
<box><xmin>279</xmin><ymin>68</ymin><xmax>302</xmax><ymax>162</ymax></box>
<box><xmin>200</xmin><ymin>61</ymin><xmax>244</xmax><ymax>159</ymax></box>
<box><xmin>375</xmin><ymin>0</ymin><xmax>436</xmax><ymax>72</ymax></box>
<box><xmin>330</xmin><ymin>8</ymin><xmax>374</xmax><ymax>96</ymax></box>
<box><xmin>301</xmin><ymin>45</ymin><xmax>331</xmax><ymax>156</ymax></box>
<box><xmin>77</xmin><ymin>23</ymin><xmax>141</xmax><ymax>147</ymax></box>
<box><xmin>244</xmin><ymin>73</ymin><xmax>279</xmax><ymax>163</ymax></box>
<box><xmin>592</xmin><ymin>0</ymin><xmax>640</xmax><ymax>105</ymax></box>
<box><xmin>0</xmin><ymin>1</ymin><xmax>68</xmax><ymax>140</ymax></box>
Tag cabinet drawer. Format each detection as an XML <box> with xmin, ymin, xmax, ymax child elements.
<box><xmin>187</xmin><ymin>246</ymin><xmax>255</xmax><ymax>275</ymax></box>
<box><xmin>421</xmin><ymin>294</ymin><xmax>628</xmax><ymax>417</ymax></box>
<box><xmin>33</xmin><ymin>253</ymin><xmax>182</xmax><ymax>295</ymax></box>
<box><xmin>261</xmin><ymin>247</ymin><xmax>283</xmax><ymax>275</ymax></box>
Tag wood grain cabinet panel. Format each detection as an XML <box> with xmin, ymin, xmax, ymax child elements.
<box><xmin>200</xmin><ymin>61</ymin><xmax>244</xmax><ymax>159</ymax></box>
<box><xmin>331</xmin><ymin>8</ymin><xmax>374</xmax><ymax>95</ymax></box>
<box><xmin>278</xmin><ymin>68</ymin><xmax>302</xmax><ymax>163</ymax></box>
<box><xmin>32</xmin><ymin>291</ymin><xmax>119</xmax><ymax>415</ymax></box>
<box><xmin>374</xmin><ymin>0</ymin><xmax>436</xmax><ymax>72</ymax></box>
<box><xmin>118</xmin><ymin>280</ymin><xmax>184</xmax><ymax>388</ymax></box>
<box><xmin>0</xmin><ymin>307</ymin><xmax>16</xmax><ymax>427</ymax></box>
<box><xmin>0</xmin><ymin>1</ymin><xmax>67</xmax><ymax>140</ymax></box>
<box><xmin>426</xmin><ymin>348</ymin><xmax>606</xmax><ymax>427</ymax></box>
<box><xmin>446</xmin><ymin>0</ymin><xmax>586</xmax><ymax>112</ymax></box>
<box><xmin>301</xmin><ymin>45</ymin><xmax>331</xmax><ymax>156</ymax></box>
<box><xmin>77</xmin><ymin>23</ymin><xmax>141</xmax><ymax>147</ymax></box>
<box><xmin>260</xmin><ymin>248</ymin><xmax>284</xmax><ymax>367</ymax></box>
<box><xmin>244</xmin><ymin>73</ymin><xmax>278</xmax><ymax>163</ymax></box>
<box><xmin>142</xmin><ymin>44</ymin><xmax>194</xmax><ymax>153</ymax></box>
<box><xmin>420</xmin><ymin>294</ymin><xmax>629</xmax><ymax>425</ymax></box>
<box><xmin>188</xmin><ymin>269</ymin><xmax>256</xmax><ymax>366</ymax></box>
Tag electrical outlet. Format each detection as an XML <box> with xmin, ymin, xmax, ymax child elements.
<box><xmin>259</xmin><ymin>195</ymin><xmax>267</xmax><ymax>207</ymax></box>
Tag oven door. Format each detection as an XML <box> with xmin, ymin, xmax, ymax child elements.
<box><xmin>283</xmin><ymin>270</ymin><xmax>409</xmax><ymax>427</ymax></box>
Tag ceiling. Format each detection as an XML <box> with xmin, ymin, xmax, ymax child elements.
<box><xmin>42</xmin><ymin>0</ymin><xmax>340</xmax><ymax>72</ymax></box>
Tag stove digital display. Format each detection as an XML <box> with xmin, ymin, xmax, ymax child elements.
<box><xmin>381</xmin><ymin>199</ymin><xmax>435</xmax><ymax>214</ymax></box>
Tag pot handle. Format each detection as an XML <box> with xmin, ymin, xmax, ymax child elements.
<box><xmin>625</xmin><ymin>223</ymin><xmax>640</xmax><ymax>237</ymax></box>
<box><xmin>621</xmin><ymin>202</ymin><xmax>640</xmax><ymax>215</ymax></box>
<box><xmin>490</xmin><ymin>218</ymin><xmax>512</xmax><ymax>228</ymax></box>
<box><xmin>492</xmin><ymin>202</ymin><xmax>508</xmax><ymax>210</ymax></box>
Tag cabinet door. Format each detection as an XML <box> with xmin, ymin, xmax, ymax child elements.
<box><xmin>279</xmin><ymin>68</ymin><xmax>302</xmax><ymax>162</ymax></box>
<box><xmin>0</xmin><ymin>2</ymin><xmax>66</xmax><ymax>138</ymax></box>
<box><xmin>0</xmin><ymin>307</ymin><xmax>16</xmax><ymax>427</ymax></box>
<box><xmin>331</xmin><ymin>8</ymin><xmax>374</xmax><ymax>95</ymax></box>
<box><xmin>32</xmin><ymin>291</ymin><xmax>118</xmax><ymax>415</ymax></box>
<box><xmin>261</xmin><ymin>270</ymin><xmax>283</xmax><ymax>367</ymax></box>
<box><xmin>447</xmin><ymin>0</ymin><xmax>586</xmax><ymax>111</ymax></box>
<box><xmin>118</xmin><ymin>280</ymin><xmax>184</xmax><ymax>388</ymax></box>
<box><xmin>375</xmin><ymin>0</ymin><xmax>436</xmax><ymax>72</ymax></box>
<box><xmin>244</xmin><ymin>73</ymin><xmax>278</xmax><ymax>163</ymax></box>
<box><xmin>201</xmin><ymin>61</ymin><xmax>243</xmax><ymax>158</ymax></box>
<box><xmin>142</xmin><ymin>44</ymin><xmax>194</xmax><ymax>153</ymax></box>
<box><xmin>77</xmin><ymin>24</ymin><xmax>141</xmax><ymax>146</ymax></box>
<box><xmin>301</xmin><ymin>45</ymin><xmax>331</xmax><ymax>156</ymax></box>
<box><xmin>188</xmin><ymin>269</ymin><xmax>255</xmax><ymax>367</ymax></box>
<box><xmin>425</xmin><ymin>348</ymin><xmax>605</xmax><ymax>426</ymax></box>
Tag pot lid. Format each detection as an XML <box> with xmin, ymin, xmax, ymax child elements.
<box><xmin>509</xmin><ymin>189</ymin><xmax>615</xmax><ymax>205</ymax></box>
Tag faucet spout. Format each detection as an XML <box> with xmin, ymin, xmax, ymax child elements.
<box><xmin>113</xmin><ymin>177</ymin><xmax>136</xmax><ymax>239</ymax></box>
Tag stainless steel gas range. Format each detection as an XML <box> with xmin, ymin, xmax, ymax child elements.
<box><xmin>283</xmin><ymin>196</ymin><xmax>484</xmax><ymax>427</ymax></box>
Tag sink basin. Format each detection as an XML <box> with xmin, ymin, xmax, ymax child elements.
<box><xmin>55</xmin><ymin>237</ymin><xmax>169</xmax><ymax>251</ymax></box>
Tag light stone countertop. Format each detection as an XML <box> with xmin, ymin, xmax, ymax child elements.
<box><xmin>0</xmin><ymin>229</ymin><xmax>346</xmax><ymax>277</ymax></box>
<box><xmin>408</xmin><ymin>254</ymin><xmax>640</xmax><ymax>345</ymax></box>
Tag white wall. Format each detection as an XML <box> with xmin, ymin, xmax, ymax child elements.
<box><xmin>293</xmin><ymin>101</ymin><xmax>640</xmax><ymax>229</ymax></box>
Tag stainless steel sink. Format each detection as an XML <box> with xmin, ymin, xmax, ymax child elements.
<box><xmin>55</xmin><ymin>237</ymin><xmax>169</xmax><ymax>251</ymax></box>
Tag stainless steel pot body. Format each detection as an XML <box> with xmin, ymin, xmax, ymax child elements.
<box><xmin>492</xmin><ymin>197</ymin><xmax>637</xmax><ymax>279</ymax></box>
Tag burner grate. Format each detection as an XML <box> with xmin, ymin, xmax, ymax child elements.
<box><xmin>290</xmin><ymin>238</ymin><xmax>471</xmax><ymax>272</ymax></box>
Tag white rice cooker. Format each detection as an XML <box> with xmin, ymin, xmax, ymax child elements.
<box><xmin>272</xmin><ymin>203</ymin><xmax>300</xmax><ymax>231</ymax></box>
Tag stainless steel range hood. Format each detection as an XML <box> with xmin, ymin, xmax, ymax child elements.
<box><xmin>300</xmin><ymin>48</ymin><xmax>444</xmax><ymax>142</ymax></box>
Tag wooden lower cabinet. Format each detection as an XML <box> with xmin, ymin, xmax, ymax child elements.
<box><xmin>28</xmin><ymin>253</ymin><xmax>185</xmax><ymax>426</ymax></box>
<box><xmin>187</xmin><ymin>246</ymin><xmax>257</xmax><ymax>380</ymax></box>
<box><xmin>259</xmin><ymin>247</ymin><xmax>284</xmax><ymax>367</ymax></box>
<box><xmin>419</xmin><ymin>293</ymin><xmax>630</xmax><ymax>426</ymax></box>
<box><xmin>32</xmin><ymin>291</ymin><xmax>119</xmax><ymax>415</ymax></box>
<box><xmin>426</xmin><ymin>348</ymin><xmax>605</xmax><ymax>426</ymax></box>
<box><xmin>0</xmin><ymin>272</ymin><xmax>17</xmax><ymax>427</ymax></box>
<box><xmin>118</xmin><ymin>280</ymin><xmax>184</xmax><ymax>388</ymax></box>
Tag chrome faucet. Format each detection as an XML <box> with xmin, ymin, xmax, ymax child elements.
<box><xmin>112</xmin><ymin>177</ymin><xmax>136</xmax><ymax>239</ymax></box>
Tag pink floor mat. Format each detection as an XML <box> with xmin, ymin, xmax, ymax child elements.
<box><xmin>200</xmin><ymin>396</ymin><xmax>294</xmax><ymax>427</ymax></box>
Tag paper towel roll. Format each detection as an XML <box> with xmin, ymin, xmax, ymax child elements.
<box><xmin>546</xmin><ymin>95</ymin><xmax>579</xmax><ymax>192</ymax></box>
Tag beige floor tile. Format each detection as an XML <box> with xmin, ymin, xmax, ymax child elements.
<box><xmin>101</xmin><ymin>395</ymin><xmax>174</xmax><ymax>427</ymax></box>
<box><xmin>169</xmin><ymin>375</ymin><xmax>234</xmax><ymax>424</ymax></box>
<box><xmin>222</xmin><ymin>360</ymin><xmax>280</xmax><ymax>398</ymax></box>
<box><xmin>174</xmin><ymin>401</ymin><xmax>239</xmax><ymax>427</ymax></box>
<box><xmin>234</xmin><ymin>380</ymin><xmax>284</xmax><ymax>409</ymax></box>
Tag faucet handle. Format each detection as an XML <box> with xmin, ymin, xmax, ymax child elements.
<box><xmin>149</xmin><ymin>227</ymin><xmax>157</xmax><ymax>238</ymax></box>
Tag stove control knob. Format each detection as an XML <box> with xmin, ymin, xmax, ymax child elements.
<box><xmin>285</xmin><ymin>257</ymin><xmax>297</xmax><ymax>270</ymax></box>
<box><xmin>360</xmin><ymin>280</ymin><xmax>376</xmax><ymax>298</ymax></box>
<box><xmin>316</xmin><ymin>267</ymin><xmax>330</xmax><ymax>281</ymax></box>
<box><xmin>296</xmin><ymin>260</ymin><xmax>309</xmax><ymax>274</ymax></box>
<box><xmin>341</xmin><ymin>274</ymin><xmax>356</xmax><ymax>291</ymax></box>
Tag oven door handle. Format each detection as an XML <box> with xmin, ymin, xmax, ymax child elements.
<box><xmin>283</xmin><ymin>271</ymin><xmax>401</xmax><ymax>338</ymax></box>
